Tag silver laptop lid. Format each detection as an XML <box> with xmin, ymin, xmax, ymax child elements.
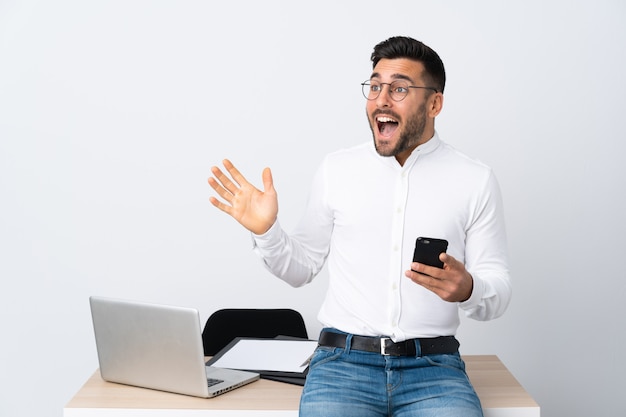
<box><xmin>89</xmin><ymin>296</ymin><xmax>258</xmax><ymax>398</ymax></box>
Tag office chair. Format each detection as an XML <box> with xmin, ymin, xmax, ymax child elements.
<box><xmin>202</xmin><ymin>308</ymin><xmax>309</xmax><ymax>356</ymax></box>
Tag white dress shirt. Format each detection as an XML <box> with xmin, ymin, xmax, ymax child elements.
<box><xmin>252</xmin><ymin>132</ymin><xmax>511</xmax><ymax>341</ymax></box>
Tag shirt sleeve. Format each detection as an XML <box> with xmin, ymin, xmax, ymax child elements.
<box><xmin>458</xmin><ymin>170</ymin><xmax>512</xmax><ymax>320</ymax></box>
<box><xmin>251</xmin><ymin>161</ymin><xmax>334</xmax><ymax>287</ymax></box>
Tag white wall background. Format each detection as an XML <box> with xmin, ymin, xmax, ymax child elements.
<box><xmin>1</xmin><ymin>1</ymin><xmax>625</xmax><ymax>416</ymax></box>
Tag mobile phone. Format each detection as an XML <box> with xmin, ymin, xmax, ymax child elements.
<box><xmin>412</xmin><ymin>237</ymin><xmax>449</xmax><ymax>269</ymax></box>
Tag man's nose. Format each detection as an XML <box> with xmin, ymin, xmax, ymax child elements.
<box><xmin>375</xmin><ymin>84</ymin><xmax>392</xmax><ymax>107</ymax></box>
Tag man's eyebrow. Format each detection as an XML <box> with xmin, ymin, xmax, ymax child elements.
<box><xmin>370</xmin><ymin>72</ymin><xmax>415</xmax><ymax>83</ymax></box>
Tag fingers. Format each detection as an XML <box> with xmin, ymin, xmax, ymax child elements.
<box><xmin>408</xmin><ymin>253</ymin><xmax>452</xmax><ymax>292</ymax></box>
<box><xmin>406</xmin><ymin>266</ymin><xmax>443</xmax><ymax>286</ymax></box>
<box><xmin>222</xmin><ymin>159</ymin><xmax>249</xmax><ymax>189</ymax></box>
<box><xmin>208</xmin><ymin>174</ymin><xmax>233</xmax><ymax>202</ymax></box>
<box><xmin>408</xmin><ymin>252</ymin><xmax>460</xmax><ymax>282</ymax></box>
<box><xmin>439</xmin><ymin>252</ymin><xmax>458</xmax><ymax>269</ymax></box>
<box><xmin>209</xmin><ymin>161</ymin><xmax>242</xmax><ymax>195</ymax></box>
<box><xmin>406</xmin><ymin>253</ymin><xmax>473</xmax><ymax>302</ymax></box>
<box><xmin>409</xmin><ymin>259</ymin><xmax>444</xmax><ymax>279</ymax></box>
<box><xmin>209</xmin><ymin>159</ymin><xmax>274</xmax><ymax>199</ymax></box>
<box><xmin>208</xmin><ymin>195</ymin><xmax>232</xmax><ymax>215</ymax></box>
<box><xmin>405</xmin><ymin>267</ymin><xmax>453</xmax><ymax>301</ymax></box>
<box><xmin>261</xmin><ymin>167</ymin><xmax>274</xmax><ymax>193</ymax></box>
<box><xmin>208</xmin><ymin>160</ymin><xmax>243</xmax><ymax>214</ymax></box>
<box><xmin>208</xmin><ymin>159</ymin><xmax>255</xmax><ymax>200</ymax></box>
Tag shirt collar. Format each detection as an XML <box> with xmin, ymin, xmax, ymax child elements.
<box><xmin>375</xmin><ymin>131</ymin><xmax>442</xmax><ymax>169</ymax></box>
<box><xmin>408</xmin><ymin>131</ymin><xmax>441</xmax><ymax>160</ymax></box>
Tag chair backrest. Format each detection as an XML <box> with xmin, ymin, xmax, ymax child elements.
<box><xmin>201</xmin><ymin>308</ymin><xmax>309</xmax><ymax>356</ymax></box>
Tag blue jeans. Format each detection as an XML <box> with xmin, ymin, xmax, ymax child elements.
<box><xmin>300</xmin><ymin>330</ymin><xmax>483</xmax><ymax>417</ymax></box>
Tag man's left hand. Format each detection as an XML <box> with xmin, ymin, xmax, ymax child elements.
<box><xmin>406</xmin><ymin>253</ymin><xmax>473</xmax><ymax>302</ymax></box>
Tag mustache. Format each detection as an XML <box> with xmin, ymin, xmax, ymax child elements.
<box><xmin>372</xmin><ymin>109</ymin><xmax>401</xmax><ymax>120</ymax></box>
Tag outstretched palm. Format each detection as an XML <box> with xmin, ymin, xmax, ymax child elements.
<box><xmin>208</xmin><ymin>159</ymin><xmax>278</xmax><ymax>235</ymax></box>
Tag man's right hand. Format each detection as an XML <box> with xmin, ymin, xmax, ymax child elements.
<box><xmin>208</xmin><ymin>159</ymin><xmax>278</xmax><ymax>235</ymax></box>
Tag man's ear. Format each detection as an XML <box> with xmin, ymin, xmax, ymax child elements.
<box><xmin>428</xmin><ymin>92</ymin><xmax>444</xmax><ymax>118</ymax></box>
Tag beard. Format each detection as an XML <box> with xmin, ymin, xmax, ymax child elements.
<box><xmin>369</xmin><ymin>101</ymin><xmax>428</xmax><ymax>158</ymax></box>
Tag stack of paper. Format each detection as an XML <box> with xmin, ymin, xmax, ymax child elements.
<box><xmin>206</xmin><ymin>337</ymin><xmax>318</xmax><ymax>385</ymax></box>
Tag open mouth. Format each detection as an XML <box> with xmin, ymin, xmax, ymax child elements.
<box><xmin>376</xmin><ymin>116</ymin><xmax>399</xmax><ymax>138</ymax></box>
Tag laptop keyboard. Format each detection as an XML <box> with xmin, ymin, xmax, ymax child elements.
<box><xmin>207</xmin><ymin>378</ymin><xmax>224</xmax><ymax>388</ymax></box>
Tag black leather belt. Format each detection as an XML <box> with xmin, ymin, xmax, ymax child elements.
<box><xmin>318</xmin><ymin>331</ymin><xmax>459</xmax><ymax>356</ymax></box>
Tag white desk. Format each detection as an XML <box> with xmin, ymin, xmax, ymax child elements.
<box><xmin>64</xmin><ymin>355</ymin><xmax>539</xmax><ymax>417</ymax></box>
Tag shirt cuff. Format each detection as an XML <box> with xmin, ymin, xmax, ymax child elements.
<box><xmin>250</xmin><ymin>219</ymin><xmax>282</xmax><ymax>249</ymax></box>
<box><xmin>458</xmin><ymin>273</ymin><xmax>484</xmax><ymax>310</ymax></box>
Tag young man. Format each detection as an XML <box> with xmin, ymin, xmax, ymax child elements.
<box><xmin>208</xmin><ymin>36</ymin><xmax>511</xmax><ymax>417</ymax></box>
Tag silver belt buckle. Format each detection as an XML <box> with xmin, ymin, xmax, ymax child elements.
<box><xmin>380</xmin><ymin>338</ymin><xmax>391</xmax><ymax>355</ymax></box>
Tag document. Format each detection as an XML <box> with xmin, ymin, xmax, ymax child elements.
<box><xmin>208</xmin><ymin>338</ymin><xmax>318</xmax><ymax>374</ymax></box>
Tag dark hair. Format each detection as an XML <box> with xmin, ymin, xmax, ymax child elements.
<box><xmin>371</xmin><ymin>36</ymin><xmax>446</xmax><ymax>93</ymax></box>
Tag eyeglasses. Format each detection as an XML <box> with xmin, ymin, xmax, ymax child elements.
<box><xmin>361</xmin><ymin>80</ymin><xmax>438</xmax><ymax>102</ymax></box>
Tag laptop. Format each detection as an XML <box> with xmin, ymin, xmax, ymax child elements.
<box><xmin>89</xmin><ymin>296</ymin><xmax>260</xmax><ymax>398</ymax></box>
